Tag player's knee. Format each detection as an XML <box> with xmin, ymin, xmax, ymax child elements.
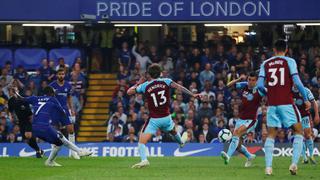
<box><xmin>24</xmin><ymin>132</ymin><xmax>32</xmax><ymax>139</ymax></box>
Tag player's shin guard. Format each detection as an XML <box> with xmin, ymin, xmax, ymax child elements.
<box><xmin>264</xmin><ymin>138</ymin><xmax>275</xmax><ymax>168</ymax></box>
<box><xmin>227</xmin><ymin>136</ymin><xmax>239</xmax><ymax>157</ymax></box>
<box><xmin>27</xmin><ymin>137</ymin><xmax>40</xmax><ymax>152</ymax></box>
<box><xmin>240</xmin><ymin>145</ymin><xmax>252</xmax><ymax>159</ymax></box>
<box><xmin>58</xmin><ymin>133</ymin><xmax>81</xmax><ymax>154</ymax></box>
<box><xmin>48</xmin><ymin>145</ymin><xmax>61</xmax><ymax>162</ymax></box>
<box><xmin>306</xmin><ymin>138</ymin><xmax>314</xmax><ymax>157</ymax></box>
<box><xmin>292</xmin><ymin>135</ymin><xmax>304</xmax><ymax>165</ymax></box>
<box><xmin>138</xmin><ymin>143</ymin><xmax>147</xmax><ymax>161</ymax></box>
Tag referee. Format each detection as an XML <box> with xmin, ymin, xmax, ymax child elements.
<box><xmin>8</xmin><ymin>87</ymin><xmax>43</xmax><ymax>158</ymax></box>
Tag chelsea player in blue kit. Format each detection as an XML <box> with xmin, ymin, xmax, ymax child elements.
<box><xmin>15</xmin><ymin>86</ymin><xmax>92</xmax><ymax>166</ymax></box>
<box><xmin>49</xmin><ymin>68</ymin><xmax>79</xmax><ymax>159</ymax></box>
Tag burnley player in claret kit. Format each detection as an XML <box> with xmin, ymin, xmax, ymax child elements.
<box><xmin>127</xmin><ymin>63</ymin><xmax>201</xmax><ymax>168</ymax></box>
<box><xmin>293</xmin><ymin>86</ymin><xmax>319</xmax><ymax>164</ymax></box>
<box><xmin>221</xmin><ymin>72</ymin><xmax>264</xmax><ymax>167</ymax></box>
<box><xmin>257</xmin><ymin>39</ymin><xmax>311</xmax><ymax>175</ymax></box>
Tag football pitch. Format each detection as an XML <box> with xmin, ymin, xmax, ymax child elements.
<box><xmin>0</xmin><ymin>157</ymin><xmax>319</xmax><ymax>180</ymax></box>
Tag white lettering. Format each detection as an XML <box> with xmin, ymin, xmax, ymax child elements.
<box><xmin>142</xmin><ymin>2</ymin><xmax>152</xmax><ymax>16</ymax></box>
<box><xmin>118</xmin><ymin>147</ymin><xmax>125</xmax><ymax>157</ymax></box>
<box><xmin>97</xmin><ymin>2</ymin><xmax>108</xmax><ymax>16</ymax></box>
<box><xmin>191</xmin><ymin>2</ymin><xmax>200</xmax><ymax>16</ymax></box>
<box><xmin>201</xmin><ymin>2</ymin><xmax>214</xmax><ymax>16</ymax></box>
<box><xmin>259</xmin><ymin>1</ymin><xmax>270</xmax><ymax>16</ymax></box>
<box><xmin>110</xmin><ymin>3</ymin><xmax>121</xmax><ymax>16</ymax></box>
<box><xmin>121</xmin><ymin>2</ymin><xmax>127</xmax><ymax>16</ymax></box>
<box><xmin>229</xmin><ymin>2</ymin><xmax>241</xmax><ymax>16</ymax></box>
<box><xmin>129</xmin><ymin>3</ymin><xmax>140</xmax><ymax>16</ymax></box>
<box><xmin>174</xmin><ymin>2</ymin><xmax>184</xmax><ymax>16</ymax></box>
<box><xmin>102</xmin><ymin>147</ymin><xmax>109</xmax><ymax>156</ymax></box>
<box><xmin>159</xmin><ymin>2</ymin><xmax>172</xmax><ymax>17</ymax></box>
<box><xmin>243</xmin><ymin>2</ymin><xmax>256</xmax><ymax>16</ymax></box>
<box><xmin>216</xmin><ymin>1</ymin><xmax>228</xmax><ymax>16</ymax></box>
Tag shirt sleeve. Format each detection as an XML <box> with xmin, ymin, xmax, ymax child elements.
<box><xmin>235</xmin><ymin>82</ymin><xmax>248</xmax><ymax>89</ymax></box>
<box><xmin>287</xmin><ymin>58</ymin><xmax>299</xmax><ymax>76</ymax></box>
<box><xmin>136</xmin><ymin>82</ymin><xmax>147</xmax><ymax>94</ymax></box>
<box><xmin>258</xmin><ymin>61</ymin><xmax>266</xmax><ymax>78</ymax></box>
<box><xmin>162</xmin><ymin>78</ymin><xmax>173</xmax><ymax>86</ymax></box>
<box><xmin>305</xmin><ymin>88</ymin><xmax>315</xmax><ymax>101</ymax></box>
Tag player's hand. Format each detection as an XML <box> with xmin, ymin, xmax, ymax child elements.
<box><xmin>304</xmin><ymin>101</ymin><xmax>311</xmax><ymax>111</ymax></box>
<box><xmin>24</xmin><ymin>132</ymin><xmax>32</xmax><ymax>139</ymax></box>
<box><xmin>314</xmin><ymin>115</ymin><xmax>320</xmax><ymax>126</ymax></box>
<box><xmin>71</xmin><ymin>110</ymin><xmax>76</xmax><ymax>116</ymax></box>
<box><xmin>193</xmin><ymin>93</ymin><xmax>202</xmax><ymax>99</ymax></box>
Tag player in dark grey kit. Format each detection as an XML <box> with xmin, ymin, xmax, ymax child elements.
<box><xmin>8</xmin><ymin>87</ymin><xmax>43</xmax><ymax>158</ymax></box>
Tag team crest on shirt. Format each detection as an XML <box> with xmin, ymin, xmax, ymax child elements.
<box><xmin>243</xmin><ymin>91</ymin><xmax>253</xmax><ymax>101</ymax></box>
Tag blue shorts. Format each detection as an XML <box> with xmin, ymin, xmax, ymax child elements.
<box><xmin>32</xmin><ymin>125</ymin><xmax>63</xmax><ymax>146</ymax></box>
<box><xmin>51</xmin><ymin>106</ymin><xmax>72</xmax><ymax>126</ymax></box>
<box><xmin>301</xmin><ymin>116</ymin><xmax>311</xmax><ymax>129</ymax></box>
<box><xmin>267</xmin><ymin>105</ymin><xmax>301</xmax><ymax>128</ymax></box>
<box><xmin>235</xmin><ymin>119</ymin><xmax>258</xmax><ymax>134</ymax></box>
<box><xmin>142</xmin><ymin>115</ymin><xmax>175</xmax><ymax>135</ymax></box>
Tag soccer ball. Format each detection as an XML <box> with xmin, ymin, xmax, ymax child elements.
<box><xmin>218</xmin><ymin>129</ymin><xmax>232</xmax><ymax>142</ymax></box>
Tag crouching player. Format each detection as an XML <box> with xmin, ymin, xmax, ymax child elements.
<box><xmin>293</xmin><ymin>86</ymin><xmax>319</xmax><ymax>164</ymax></box>
<box><xmin>221</xmin><ymin>72</ymin><xmax>264</xmax><ymax>167</ymax></box>
<box><xmin>15</xmin><ymin>86</ymin><xmax>92</xmax><ymax>166</ymax></box>
<box><xmin>127</xmin><ymin>64</ymin><xmax>201</xmax><ymax>168</ymax></box>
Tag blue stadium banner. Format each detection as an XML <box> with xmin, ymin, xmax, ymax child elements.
<box><xmin>0</xmin><ymin>143</ymin><xmax>223</xmax><ymax>157</ymax></box>
<box><xmin>1</xmin><ymin>143</ymin><xmax>320</xmax><ymax>157</ymax></box>
<box><xmin>0</xmin><ymin>0</ymin><xmax>320</xmax><ymax>22</ymax></box>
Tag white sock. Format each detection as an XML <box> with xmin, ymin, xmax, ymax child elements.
<box><xmin>48</xmin><ymin>145</ymin><xmax>61</xmax><ymax>162</ymax></box>
<box><xmin>68</xmin><ymin>133</ymin><xmax>75</xmax><ymax>143</ymax></box>
<box><xmin>59</xmin><ymin>134</ymin><xmax>80</xmax><ymax>153</ymax></box>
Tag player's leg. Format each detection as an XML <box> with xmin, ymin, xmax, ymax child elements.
<box><xmin>280</xmin><ymin>105</ymin><xmax>303</xmax><ymax>175</ymax></box>
<box><xmin>301</xmin><ymin>142</ymin><xmax>308</xmax><ymax>163</ymax></box>
<box><xmin>21</xmin><ymin>123</ymin><xmax>43</xmax><ymax>158</ymax></box>
<box><xmin>162</xmin><ymin>116</ymin><xmax>187</xmax><ymax>147</ymax></box>
<box><xmin>302</xmin><ymin>116</ymin><xmax>316</xmax><ymax>164</ymax></box>
<box><xmin>132</xmin><ymin>118</ymin><xmax>155</xmax><ymax>169</ymax></box>
<box><xmin>221</xmin><ymin>123</ymin><xmax>246</xmax><ymax>165</ymax></box>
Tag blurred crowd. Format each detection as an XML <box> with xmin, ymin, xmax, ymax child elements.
<box><xmin>0</xmin><ymin>58</ymin><xmax>87</xmax><ymax>142</ymax></box>
<box><xmin>108</xmin><ymin>28</ymin><xmax>320</xmax><ymax>144</ymax></box>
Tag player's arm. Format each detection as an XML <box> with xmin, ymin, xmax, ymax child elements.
<box><xmin>312</xmin><ymin>99</ymin><xmax>319</xmax><ymax>125</ymax></box>
<box><xmin>227</xmin><ymin>74</ymin><xmax>246</xmax><ymax>88</ymax></box>
<box><xmin>127</xmin><ymin>77</ymin><xmax>146</xmax><ymax>96</ymax></box>
<box><xmin>170</xmin><ymin>81</ymin><xmax>201</xmax><ymax>99</ymax></box>
<box><xmin>256</xmin><ymin>62</ymin><xmax>268</xmax><ymax>95</ymax></box>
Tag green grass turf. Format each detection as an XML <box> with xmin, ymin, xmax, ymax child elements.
<box><xmin>0</xmin><ymin>157</ymin><xmax>319</xmax><ymax>180</ymax></box>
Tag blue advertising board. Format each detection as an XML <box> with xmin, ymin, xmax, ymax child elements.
<box><xmin>0</xmin><ymin>0</ymin><xmax>319</xmax><ymax>22</ymax></box>
<box><xmin>0</xmin><ymin>143</ymin><xmax>224</xmax><ymax>157</ymax></box>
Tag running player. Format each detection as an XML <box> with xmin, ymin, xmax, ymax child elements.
<box><xmin>49</xmin><ymin>68</ymin><xmax>79</xmax><ymax>159</ymax></box>
<box><xmin>8</xmin><ymin>87</ymin><xmax>43</xmax><ymax>158</ymax></box>
<box><xmin>14</xmin><ymin>86</ymin><xmax>91</xmax><ymax>166</ymax></box>
<box><xmin>293</xmin><ymin>86</ymin><xmax>319</xmax><ymax>164</ymax></box>
<box><xmin>257</xmin><ymin>39</ymin><xmax>311</xmax><ymax>175</ymax></box>
<box><xmin>221</xmin><ymin>72</ymin><xmax>264</xmax><ymax>167</ymax></box>
<box><xmin>127</xmin><ymin>63</ymin><xmax>201</xmax><ymax>168</ymax></box>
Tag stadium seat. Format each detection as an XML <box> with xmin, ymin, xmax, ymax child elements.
<box><xmin>14</xmin><ymin>48</ymin><xmax>47</xmax><ymax>70</ymax></box>
<box><xmin>49</xmin><ymin>48</ymin><xmax>81</xmax><ymax>67</ymax></box>
<box><xmin>0</xmin><ymin>48</ymin><xmax>13</xmax><ymax>68</ymax></box>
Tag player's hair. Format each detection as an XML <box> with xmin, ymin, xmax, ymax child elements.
<box><xmin>249</xmin><ymin>72</ymin><xmax>257</xmax><ymax>78</ymax></box>
<box><xmin>274</xmin><ymin>39</ymin><xmax>287</xmax><ymax>52</ymax></box>
<box><xmin>57</xmin><ymin>68</ymin><xmax>65</xmax><ymax>74</ymax></box>
<box><xmin>147</xmin><ymin>63</ymin><xmax>162</xmax><ymax>79</ymax></box>
<box><xmin>43</xmin><ymin>86</ymin><xmax>55</xmax><ymax>96</ymax></box>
